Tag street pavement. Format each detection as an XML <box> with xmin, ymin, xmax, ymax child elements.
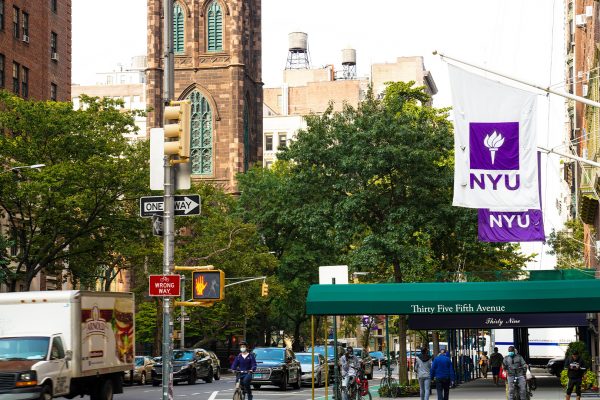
<box><xmin>114</xmin><ymin>368</ymin><xmax>573</xmax><ymax>400</ymax></box>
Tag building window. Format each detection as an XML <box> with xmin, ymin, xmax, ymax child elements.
<box><xmin>51</xmin><ymin>32</ymin><xmax>57</xmax><ymax>58</ymax></box>
<box><xmin>243</xmin><ymin>102</ymin><xmax>250</xmax><ymax>172</ymax></box>
<box><xmin>265</xmin><ymin>134</ymin><xmax>273</xmax><ymax>151</ymax></box>
<box><xmin>0</xmin><ymin>54</ymin><xmax>5</xmax><ymax>88</ymax></box>
<box><xmin>50</xmin><ymin>0</ymin><xmax>57</xmax><ymax>13</ymax></box>
<box><xmin>21</xmin><ymin>11</ymin><xmax>28</xmax><ymax>39</ymax></box>
<box><xmin>21</xmin><ymin>66</ymin><xmax>28</xmax><ymax>98</ymax></box>
<box><xmin>50</xmin><ymin>82</ymin><xmax>57</xmax><ymax>101</ymax></box>
<box><xmin>206</xmin><ymin>1</ymin><xmax>222</xmax><ymax>52</ymax></box>
<box><xmin>278</xmin><ymin>133</ymin><xmax>287</xmax><ymax>149</ymax></box>
<box><xmin>106</xmin><ymin>75</ymin><xmax>113</xmax><ymax>85</ymax></box>
<box><xmin>12</xmin><ymin>6</ymin><xmax>18</xmax><ymax>38</ymax></box>
<box><xmin>188</xmin><ymin>90</ymin><xmax>213</xmax><ymax>175</ymax></box>
<box><xmin>12</xmin><ymin>62</ymin><xmax>19</xmax><ymax>94</ymax></box>
<box><xmin>0</xmin><ymin>0</ymin><xmax>5</xmax><ymax>31</ymax></box>
<box><xmin>173</xmin><ymin>2</ymin><xmax>184</xmax><ymax>54</ymax></box>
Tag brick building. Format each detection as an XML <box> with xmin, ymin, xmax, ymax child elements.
<box><xmin>0</xmin><ymin>0</ymin><xmax>71</xmax><ymax>101</ymax></box>
<box><xmin>146</xmin><ymin>0</ymin><xmax>263</xmax><ymax>191</ymax></box>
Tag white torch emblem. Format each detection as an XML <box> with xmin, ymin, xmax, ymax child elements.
<box><xmin>484</xmin><ymin>131</ymin><xmax>505</xmax><ymax>165</ymax></box>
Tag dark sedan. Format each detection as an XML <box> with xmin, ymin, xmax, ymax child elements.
<box><xmin>152</xmin><ymin>349</ymin><xmax>214</xmax><ymax>386</ymax></box>
<box><xmin>546</xmin><ymin>357</ymin><xmax>565</xmax><ymax>377</ymax></box>
<box><xmin>251</xmin><ymin>347</ymin><xmax>302</xmax><ymax>391</ymax></box>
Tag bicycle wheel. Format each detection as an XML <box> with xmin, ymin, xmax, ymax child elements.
<box><xmin>233</xmin><ymin>388</ymin><xmax>243</xmax><ymax>400</ymax></box>
<box><xmin>360</xmin><ymin>391</ymin><xmax>372</xmax><ymax>400</ymax></box>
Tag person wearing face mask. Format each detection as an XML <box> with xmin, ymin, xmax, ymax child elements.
<box><xmin>502</xmin><ymin>346</ymin><xmax>527</xmax><ymax>400</ymax></box>
<box><xmin>231</xmin><ymin>341</ymin><xmax>257</xmax><ymax>400</ymax></box>
<box><xmin>340</xmin><ymin>346</ymin><xmax>360</xmax><ymax>400</ymax></box>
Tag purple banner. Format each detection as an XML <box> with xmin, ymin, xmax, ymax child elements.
<box><xmin>408</xmin><ymin>313</ymin><xmax>588</xmax><ymax>329</ymax></box>
<box><xmin>478</xmin><ymin>153</ymin><xmax>544</xmax><ymax>242</ymax></box>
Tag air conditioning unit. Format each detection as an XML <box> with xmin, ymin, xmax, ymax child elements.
<box><xmin>51</xmin><ymin>52</ymin><xmax>59</xmax><ymax>61</ymax></box>
<box><xmin>22</xmin><ymin>35</ymin><xmax>29</xmax><ymax>43</ymax></box>
<box><xmin>583</xmin><ymin>84</ymin><xmax>589</xmax><ymax>97</ymax></box>
<box><xmin>576</xmin><ymin>14</ymin><xmax>587</xmax><ymax>27</ymax></box>
<box><xmin>586</xmin><ymin>5</ymin><xmax>594</xmax><ymax>18</ymax></box>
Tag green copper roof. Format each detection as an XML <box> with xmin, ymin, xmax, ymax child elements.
<box><xmin>306</xmin><ymin>279</ymin><xmax>600</xmax><ymax>315</ymax></box>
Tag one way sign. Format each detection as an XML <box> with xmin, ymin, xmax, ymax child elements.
<box><xmin>140</xmin><ymin>195</ymin><xmax>201</xmax><ymax>217</ymax></box>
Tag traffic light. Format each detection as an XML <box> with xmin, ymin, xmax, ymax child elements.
<box><xmin>192</xmin><ymin>270</ymin><xmax>225</xmax><ymax>301</ymax></box>
<box><xmin>163</xmin><ymin>100</ymin><xmax>191</xmax><ymax>160</ymax></box>
<box><xmin>261</xmin><ymin>282</ymin><xmax>269</xmax><ymax>297</ymax></box>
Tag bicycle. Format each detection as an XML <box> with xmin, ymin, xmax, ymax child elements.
<box><xmin>233</xmin><ymin>371</ymin><xmax>253</xmax><ymax>400</ymax></box>
<box><xmin>510</xmin><ymin>375</ymin><xmax>532</xmax><ymax>400</ymax></box>
<box><xmin>379</xmin><ymin>365</ymin><xmax>397</xmax><ymax>390</ymax></box>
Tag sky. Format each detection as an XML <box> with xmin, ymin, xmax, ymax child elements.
<box><xmin>73</xmin><ymin>0</ymin><xmax>567</xmax><ymax>268</ymax></box>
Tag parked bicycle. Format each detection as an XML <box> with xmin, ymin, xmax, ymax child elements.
<box><xmin>379</xmin><ymin>365</ymin><xmax>397</xmax><ymax>390</ymax></box>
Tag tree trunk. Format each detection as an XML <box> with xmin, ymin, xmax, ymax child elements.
<box><xmin>153</xmin><ymin>298</ymin><xmax>163</xmax><ymax>357</ymax></box>
<box><xmin>293</xmin><ymin>319</ymin><xmax>302</xmax><ymax>351</ymax></box>
<box><xmin>432</xmin><ymin>331</ymin><xmax>440</xmax><ymax>356</ymax></box>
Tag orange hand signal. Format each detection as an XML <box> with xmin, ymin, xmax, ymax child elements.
<box><xmin>195</xmin><ymin>274</ymin><xmax>208</xmax><ymax>296</ymax></box>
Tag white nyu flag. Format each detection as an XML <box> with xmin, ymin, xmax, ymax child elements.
<box><xmin>449</xmin><ymin>64</ymin><xmax>539</xmax><ymax>210</ymax></box>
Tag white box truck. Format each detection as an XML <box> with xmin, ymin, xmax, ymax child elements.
<box><xmin>0</xmin><ymin>291</ymin><xmax>134</xmax><ymax>400</ymax></box>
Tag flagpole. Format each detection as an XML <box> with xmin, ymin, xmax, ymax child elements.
<box><xmin>538</xmin><ymin>145</ymin><xmax>600</xmax><ymax>168</ymax></box>
<box><xmin>433</xmin><ymin>51</ymin><xmax>600</xmax><ymax>109</ymax></box>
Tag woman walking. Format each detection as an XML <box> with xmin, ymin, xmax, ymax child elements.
<box><xmin>415</xmin><ymin>346</ymin><xmax>433</xmax><ymax>400</ymax></box>
<box><xmin>479</xmin><ymin>351</ymin><xmax>489</xmax><ymax>378</ymax></box>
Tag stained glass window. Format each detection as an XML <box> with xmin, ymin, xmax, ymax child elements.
<box><xmin>207</xmin><ymin>1</ymin><xmax>222</xmax><ymax>51</ymax></box>
<box><xmin>188</xmin><ymin>91</ymin><xmax>213</xmax><ymax>175</ymax></box>
<box><xmin>174</xmin><ymin>2</ymin><xmax>184</xmax><ymax>54</ymax></box>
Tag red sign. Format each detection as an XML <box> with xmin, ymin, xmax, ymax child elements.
<box><xmin>148</xmin><ymin>275</ymin><xmax>181</xmax><ymax>297</ymax></box>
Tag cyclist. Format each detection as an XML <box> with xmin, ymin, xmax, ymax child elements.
<box><xmin>502</xmin><ymin>346</ymin><xmax>527</xmax><ymax>400</ymax></box>
<box><xmin>341</xmin><ymin>346</ymin><xmax>360</xmax><ymax>400</ymax></box>
<box><xmin>231</xmin><ymin>341</ymin><xmax>257</xmax><ymax>400</ymax></box>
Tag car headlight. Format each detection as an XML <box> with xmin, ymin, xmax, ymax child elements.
<box><xmin>16</xmin><ymin>371</ymin><xmax>37</xmax><ymax>387</ymax></box>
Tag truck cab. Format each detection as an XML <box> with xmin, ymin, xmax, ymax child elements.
<box><xmin>0</xmin><ymin>333</ymin><xmax>72</xmax><ymax>399</ymax></box>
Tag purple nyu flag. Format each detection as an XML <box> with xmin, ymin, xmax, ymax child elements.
<box><xmin>478</xmin><ymin>153</ymin><xmax>544</xmax><ymax>242</ymax></box>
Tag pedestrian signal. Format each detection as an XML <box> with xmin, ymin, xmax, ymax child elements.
<box><xmin>261</xmin><ymin>282</ymin><xmax>269</xmax><ymax>297</ymax></box>
<box><xmin>192</xmin><ymin>270</ymin><xmax>225</xmax><ymax>301</ymax></box>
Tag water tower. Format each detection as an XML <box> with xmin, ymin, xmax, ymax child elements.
<box><xmin>285</xmin><ymin>32</ymin><xmax>310</xmax><ymax>70</ymax></box>
<box><xmin>341</xmin><ymin>48</ymin><xmax>356</xmax><ymax>80</ymax></box>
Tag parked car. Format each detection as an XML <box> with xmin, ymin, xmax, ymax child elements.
<box><xmin>546</xmin><ymin>357</ymin><xmax>565</xmax><ymax>377</ymax></box>
<box><xmin>306</xmin><ymin>345</ymin><xmax>345</xmax><ymax>381</ymax></box>
<box><xmin>369</xmin><ymin>351</ymin><xmax>390</xmax><ymax>367</ymax></box>
<box><xmin>152</xmin><ymin>349</ymin><xmax>214</xmax><ymax>386</ymax></box>
<box><xmin>207</xmin><ymin>350</ymin><xmax>221</xmax><ymax>380</ymax></box>
<box><xmin>353</xmin><ymin>347</ymin><xmax>374</xmax><ymax>379</ymax></box>
<box><xmin>251</xmin><ymin>347</ymin><xmax>302</xmax><ymax>390</ymax></box>
<box><xmin>125</xmin><ymin>356</ymin><xmax>155</xmax><ymax>385</ymax></box>
<box><xmin>296</xmin><ymin>353</ymin><xmax>326</xmax><ymax>386</ymax></box>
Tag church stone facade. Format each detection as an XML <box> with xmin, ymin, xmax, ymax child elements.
<box><xmin>147</xmin><ymin>0</ymin><xmax>263</xmax><ymax>191</ymax></box>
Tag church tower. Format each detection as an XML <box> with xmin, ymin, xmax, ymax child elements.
<box><xmin>147</xmin><ymin>0</ymin><xmax>263</xmax><ymax>191</ymax></box>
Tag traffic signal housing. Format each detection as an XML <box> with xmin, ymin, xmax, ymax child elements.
<box><xmin>192</xmin><ymin>270</ymin><xmax>225</xmax><ymax>301</ymax></box>
<box><xmin>261</xmin><ymin>282</ymin><xmax>269</xmax><ymax>297</ymax></box>
<box><xmin>163</xmin><ymin>100</ymin><xmax>191</xmax><ymax>160</ymax></box>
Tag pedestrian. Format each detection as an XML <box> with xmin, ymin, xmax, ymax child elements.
<box><xmin>489</xmin><ymin>347</ymin><xmax>504</xmax><ymax>386</ymax></box>
<box><xmin>479</xmin><ymin>351</ymin><xmax>489</xmax><ymax>378</ymax></box>
<box><xmin>430</xmin><ymin>349</ymin><xmax>455</xmax><ymax>400</ymax></box>
<box><xmin>231</xmin><ymin>341</ymin><xmax>257</xmax><ymax>400</ymax></box>
<box><xmin>502</xmin><ymin>346</ymin><xmax>527</xmax><ymax>400</ymax></box>
<box><xmin>564</xmin><ymin>350</ymin><xmax>587</xmax><ymax>400</ymax></box>
<box><xmin>415</xmin><ymin>346</ymin><xmax>432</xmax><ymax>400</ymax></box>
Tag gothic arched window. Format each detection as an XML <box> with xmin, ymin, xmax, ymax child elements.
<box><xmin>173</xmin><ymin>2</ymin><xmax>184</xmax><ymax>54</ymax></box>
<box><xmin>207</xmin><ymin>1</ymin><xmax>223</xmax><ymax>52</ymax></box>
<box><xmin>188</xmin><ymin>91</ymin><xmax>213</xmax><ymax>175</ymax></box>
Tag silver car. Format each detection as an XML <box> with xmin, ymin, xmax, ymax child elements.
<box><xmin>296</xmin><ymin>353</ymin><xmax>326</xmax><ymax>387</ymax></box>
<box><xmin>125</xmin><ymin>356</ymin><xmax>155</xmax><ymax>385</ymax></box>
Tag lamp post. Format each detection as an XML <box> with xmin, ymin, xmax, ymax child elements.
<box><xmin>2</xmin><ymin>164</ymin><xmax>46</xmax><ymax>174</ymax></box>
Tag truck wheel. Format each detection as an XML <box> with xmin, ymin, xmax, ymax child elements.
<box><xmin>91</xmin><ymin>380</ymin><xmax>113</xmax><ymax>400</ymax></box>
<box><xmin>40</xmin><ymin>384</ymin><xmax>52</xmax><ymax>400</ymax></box>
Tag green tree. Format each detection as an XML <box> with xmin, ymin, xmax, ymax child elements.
<box><xmin>547</xmin><ymin>219</ymin><xmax>586</xmax><ymax>269</ymax></box>
<box><xmin>0</xmin><ymin>93</ymin><xmax>148</xmax><ymax>290</ymax></box>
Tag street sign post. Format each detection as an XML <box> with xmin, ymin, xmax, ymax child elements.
<box><xmin>149</xmin><ymin>275</ymin><xmax>181</xmax><ymax>297</ymax></box>
<box><xmin>140</xmin><ymin>195</ymin><xmax>200</xmax><ymax>217</ymax></box>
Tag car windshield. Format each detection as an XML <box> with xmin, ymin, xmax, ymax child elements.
<box><xmin>0</xmin><ymin>337</ymin><xmax>49</xmax><ymax>361</ymax></box>
<box><xmin>306</xmin><ymin>346</ymin><xmax>336</xmax><ymax>360</ymax></box>
<box><xmin>172</xmin><ymin>350</ymin><xmax>194</xmax><ymax>361</ymax></box>
<box><xmin>296</xmin><ymin>355</ymin><xmax>319</xmax><ymax>364</ymax></box>
<box><xmin>370</xmin><ymin>352</ymin><xmax>384</xmax><ymax>358</ymax></box>
<box><xmin>135</xmin><ymin>357</ymin><xmax>145</xmax><ymax>366</ymax></box>
<box><xmin>253</xmin><ymin>348</ymin><xmax>285</xmax><ymax>362</ymax></box>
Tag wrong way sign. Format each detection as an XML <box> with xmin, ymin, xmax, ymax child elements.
<box><xmin>148</xmin><ymin>275</ymin><xmax>181</xmax><ymax>297</ymax></box>
<box><xmin>139</xmin><ymin>195</ymin><xmax>201</xmax><ymax>218</ymax></box>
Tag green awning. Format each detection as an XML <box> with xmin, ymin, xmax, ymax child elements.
<box><xmin>306</xmin><ymin>279</ymin><xmax>600</xmax><ymax>315</ymax></box>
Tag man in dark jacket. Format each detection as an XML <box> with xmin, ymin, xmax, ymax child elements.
<box><xmin>564</xmin><ymin>351</ymin><xmax>586</xmax><ymax>400</ymax></box>
<box><xmin>503</xmin><ymin>346</ymin><xmax>527</xmax><ymax>400</ymax></box>
<box><xmin>430</xmin><ymin>350</ymin><xmax>455</xmax><ymax>400</ymax></box>
<box><xmin>231</xmin><ymin>341</ymin><xmax>257</xmax><ymax>400</ymax></box>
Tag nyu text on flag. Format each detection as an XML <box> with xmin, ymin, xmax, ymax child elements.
<box><xmin>448</xmin><ymin>64</ymin><xmax>539</xmax><ymax>210</ymax></box>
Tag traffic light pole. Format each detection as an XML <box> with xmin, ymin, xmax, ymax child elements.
<box><xmin>162</xmin><ymin>0</ymin><xmax>175</xmax><ymax>400</ymax></box>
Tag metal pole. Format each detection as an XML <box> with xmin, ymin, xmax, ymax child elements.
<box><xmin>332</xmin><ymin>278</ymin><xmax>339</xmax><ymax>400</ymax></box>
<box><xmin>385</xmin><ymin>316</ymin><xmax>391</xmax><ymax>380</ymax></box>
<box><xmin>434</xmin><ymin>50</ymin><xmax>600</xmax><ymax>109</ymax></box>
<box><xmin>180</xmin><ymin>275</ymin><xmax>185</xmax><ymax>349</ymax></box>
<box><xmin>538</xmin><ymin>145</ymin><xmax>600</xmax><ymax>168</ymax></box>
<box><xmin>162</xmin><ymin>1</ymin><xmax>175</xmax><ymax>399</ymax></box>
<box><xmin>311</xmin><ymin>316</ymin><xmax>315</xmax><ymax>400</ymax></box>
<box><xmin>324</xmin><ymin>317</ymin><xmax>329</xmax><ymax>400</ymax></box>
